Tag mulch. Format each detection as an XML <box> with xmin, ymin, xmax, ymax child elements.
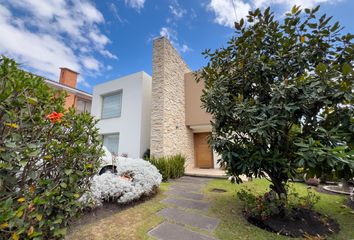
<box><xmin>246</xmin><ymin>208</ymin><xmax>340</xmax><ymax>238</ymax></box>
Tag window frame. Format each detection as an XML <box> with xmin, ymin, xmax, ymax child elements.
<box><xmin>102</xmin><ymin>133</ymin><xmax>120</xmax><ymax>155</ymax></box>
<box><xmin>100</xmin><ymin>90</ymin><xmax>123</xmax><ymax>119</ymax></box>
<box><xmin>76</xmin><ymin>97</ymin><xmax>91</xmax><ymax>113</ymax></box>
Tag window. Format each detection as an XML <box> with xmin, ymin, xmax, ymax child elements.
<box><xmin>103</xmin><ymin>133</ymin><xmax>119</xmax><ymax>155</ymax></box>
<box><xmin>101</xmin><ymin>91</ymin><xmax>122</xmax><ymax>119</ymax></box>
<box><xmin>77</xmin><ymin>98</ymin><xmax>91</xmax><ymax>113</ymax></box>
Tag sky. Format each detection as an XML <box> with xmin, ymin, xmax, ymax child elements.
<box><xmin>0</xmin><ymin>0</ymin><xmax>353</xmax><ymax>93</ymax></box>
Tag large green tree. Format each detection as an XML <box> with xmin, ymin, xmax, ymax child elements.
<box><xmin>200</xmin><ymin>6</ymin><xmax>354</xmax><ymax>198</ymax></box>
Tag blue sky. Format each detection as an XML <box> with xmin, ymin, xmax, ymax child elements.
<box><xmin>0</xmin><ymin>0</ymin><xmax>353</xmax><ymax>93</ymax></box>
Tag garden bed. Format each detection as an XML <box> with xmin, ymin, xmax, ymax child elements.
<box><xmin>69</xmin><ymin>190</ymin><xmax>159</xmax><ymax>233</ymax></box>
<box><xmin>246</xmin><ymin>208</ymin><xmax>339</xmax><ymax>238</ymax></box>
<box><xmin>205</xmin><ymin>179</ymin><xmax>354</xmax><ymax>240</ymax></box>
<box><xmin>66</xmin><ymin>182</ymin><xmax>171</xmax><ymax>240</ymax></box>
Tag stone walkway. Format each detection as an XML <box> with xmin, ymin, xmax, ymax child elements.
<box><xmin>148</xmin><ymin>176</ymin><xmax>220</xmax><ymax>240</ymax></box>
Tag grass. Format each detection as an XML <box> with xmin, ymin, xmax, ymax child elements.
<box><xmin>203</xmin><ymin>179</ymin><xmax>354</xmax><ymax>240</ymax></box>
<box><xmin>66</xmin><ymin>182</ymin><xmax>171</xmax><ymax>240</ymax></box>
<box><xmin>66</xmin><ymin>179</ymin><xmax>354</xmax><ymax>240</ymax></box>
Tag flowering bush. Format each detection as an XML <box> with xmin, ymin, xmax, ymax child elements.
<box><xmin>81</xmin><ymin>157</ymin><xmax>162</xmax><ymax>207</ymax></box>
<box><xmin>0</xmin><ymin>57</ymin><xmax>102</xmax><ymax>239</ymax></box>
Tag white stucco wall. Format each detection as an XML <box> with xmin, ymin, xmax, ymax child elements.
<box><xmin>91</xmin><ymin>71</ymin><xmax>152</xmax><ymax>158</ymax></box>
<box><xmin>140</xmin><ymin>73</ymin><xmax>152</xmax><ymax>157</ymax></box>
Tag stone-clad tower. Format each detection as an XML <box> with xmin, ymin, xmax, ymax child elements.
<box><xmin>150</xmin><ymin>37</ymin><xmax>194</xmax><ymax>167</ymax></box>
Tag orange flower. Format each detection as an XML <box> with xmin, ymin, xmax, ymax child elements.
<box><xmin>46</xmin><ymin>112</ymin><xmax>64</xmax><ymax>123</ymax></box>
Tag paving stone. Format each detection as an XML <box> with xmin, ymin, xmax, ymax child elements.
<box><xmin>158</xmin><ymin>208</ymin><xmax>219</xmax><ymax>231</ymax></box>
<box><xmin>166</xmin><ymin>189</ymin><xmax>204</xmax><ymax>200</ymax></box>
<box><xmin>176</xmin><ymin>177</ymin><xmax>211</xmax><ymax>184</ymax></box>
<box><xmin>175</xmin><ymin>181</ymin><xmax>205</xmax><ymax>187</ymax></box>
<box><xmin>148</xmin><ymin>222</ymin><xmax>217</xmax><ymax>240</ymax></box>
<box><xmin>170</xmin><ymin>183</ymin><xmax>204</xmax><ymax>192</ymax></box>
<box><xmin>162</xmin><ymin>197</ymin><xmax>210</xmax><ymax>211</ymax></box>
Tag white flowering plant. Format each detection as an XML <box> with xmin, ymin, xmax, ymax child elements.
<box><xmin>80</xmin><ymin>150</ymin><xmax>162</xmax><ymax>207</ymax></box>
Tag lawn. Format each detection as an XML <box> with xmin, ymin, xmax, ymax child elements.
<box><xmin>66</xmin><ymin>182</ymin><xmax>171</xmax><ymax>240</ymax></box>
<box><xmin>205</xmin><ymin>179</ymin><xmax>354</xmax><ymax>240</ymax></box>
<box><xmin>66</xmin><ymin>179</ymin><xmax>354</xmax><ymax>240</ymax></box>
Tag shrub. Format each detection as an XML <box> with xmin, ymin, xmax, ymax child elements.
<box><xmin>0</xmin><ymin>57</ymin><xmax>102</xmax><ymax>239</ymax></box>
<box><xmin>143</xmin><ymin>148</ymin><xmax>150</xmax><ymax>160</ymax></box>
<box><xmin>169</xmin><ymin>154</ymin><xmax>185</xmax><ymax>179</ymax></box>
<box><xmin>148</xmin><ymin>157</ymin><xmax>170</xmax><ymax>181</ymax></box>
<box><xmin>305</xmin><ymin>178</ymin><xmax>320</xmax><ymax>186</ymax></box>
<box><xmin>80</xmin><ymin>157</ymin><xmax>162</xmax><ymax>206</ymax></box>
<box><xmin>148</xmin><ymin>154</ymin><xmax>185</xmax><ymax>181</ymax></box>
<box><xmin>237</xmin><ymin>186</ymin><xmax>320</xmax><ymax>219</ymax></box>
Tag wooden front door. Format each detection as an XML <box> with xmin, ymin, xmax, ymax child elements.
<box><xmin>194</xmin><ymin>133</ymin><xmax>213</xmax><ymax>168</ymax></box>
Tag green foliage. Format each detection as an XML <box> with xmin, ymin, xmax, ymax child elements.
<box><xmin>237</xmin><ymin>186</ymin><xmax>320</xmax><ymax>219</ymax></box>
<box><xmin>143</xmin><ymin>148</ymin><xmax>150</xmax><ymax>160</ymax></box>
<box><xmin>148</xmin><ymin>155</ymin><xmax>185</xmax><ymax>181</ymax></box>
<box><xmin>0</xmin><ymin>57</ymin><xmax>103</xmax><ymax>239</ymax></box>
<box><xmin>200</xmin><ymin>6</ymin><xmax>354</xmax><ymax>198</ymax></box>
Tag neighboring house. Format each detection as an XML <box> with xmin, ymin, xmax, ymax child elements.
<box><xmin>91</xmin><ymin>37</ymin><xmax>219</xmax><ymax>170</ymax></box>
<box><xmin>45</xmin><ymin>68</ymin><xmax>92</xmax><ymax>113</ymax></box>
<box><xmin>91</xmin><ymin>72</ymin><xmax>152</xmax><ymax>158</ymax></box>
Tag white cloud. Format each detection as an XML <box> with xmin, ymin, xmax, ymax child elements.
<box><xmin>0</xmin><ymin>0</ymin><xmax>116</xmax><ymax>88</ymax></box>
<box><xmin>169</xmin><ymin>0</ymin><xmax>187</xmax><ymax>19</ymax></box>
<box><xmin>159</xmin><ymin>27</ymin><xmax>192</xmax><ymax>53</ymax></box>
<box><xmin>190</xmin><ymin>8</ymin><xmax>197</xmax><ymax>19</ymax></box>
<box><xmin>253</xmin><ymin>0</ymin><xmax>340</xmax><ymax>9</ymax></box>
<box><xmin>207</xmin><ymin>0</ymin><xmax>251</xmax><ymax>28</ymax></box>
<box><xmin>160</xmin><ymin>27</ymin><xmax>178</xmax><ymax>41</ymax></box>
<box><xmin>82</xmin><ymin>56</ymin><xmax>101</xmax><ymax>71</ymax></box>
<box><xmin>109</xmin><ymin>2</ymin><xmax>126</xmax><ymax>24</ymax></box>
<box><xmin>179</xmin><ymin>44</ymin><xmax>191</xmax><ymax>53</ymax></box>
<box><xmin>100</xmin><ymin>50</ymin><xmax>118</xmax><ymax>60</ymax></box>
<box><xmin>0</xmin><ymin>5</ymin><xmax>79</xmax><ymax>80</ymax></box>
<box><xmin>125</xmin><ymin>0</ymin><xmax>145</xmax><ymax>11</ymax></box>
<box><xmin>207</xmin><ymin>0</ymin><xmax>341</xmax><ymax>28</ymax></box>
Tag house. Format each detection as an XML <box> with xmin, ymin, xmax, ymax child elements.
<box><xmin>45</xmin><ymin>68</ymin><xmax>92</xmax><ymax>113</ymax></box>
<box><xmin>150</xmin><ymin>37</ymin><xmax>219</xmax><ymax>170</ymax></box>
<box><xmin>91</xmin><ymin>72</ymin><xmax>152</xmax><ymax>158</ymax></box>
<box><xmin>91</xmin><ymin>37</ymin><xmax>219</xmax><ymax>169</ymax></box>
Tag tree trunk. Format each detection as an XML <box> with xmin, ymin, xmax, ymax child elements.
<box><xmin>269</xmin><ymin>174</ymin><xmax>287</xmax><ymax>199</ymax></box>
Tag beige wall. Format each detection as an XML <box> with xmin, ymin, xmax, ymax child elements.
<box><xmin>150</xmin><ymin>37</ymin><xmax>194</xmax><ymax>167</ymax></box>
<box><xmin>185</xmin><ymin>72</ymin><xmax>212</xmax><ymax>126</ymax></box>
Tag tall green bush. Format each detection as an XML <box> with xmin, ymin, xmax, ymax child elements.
<box><xmin>148</xmin><ymin>155</ymin><xmax>185</xmax><ymax>181</ymax></box>
<box><xmin>0</xmin><ymin>57</ymin><xmax>103</xmax><ymax>239</ymax></box>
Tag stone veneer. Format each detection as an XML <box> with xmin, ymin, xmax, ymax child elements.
<box><xmin>151</xmin><ymin>37</ymin><xmax>194</xmax><ymax>167</ymax></box>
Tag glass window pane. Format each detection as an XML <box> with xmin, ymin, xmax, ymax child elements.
<box><xmin>85</xmin><ymin>101</ymin><xmax>91</xmax><ymax>113</ymax></box>
<box><xmin>101</xmin><ymin>91</ymin><xmax>122</xmax><ymax>119</ymax></box>
<box><xmin>103</xmin><ymin>134</ymin><xmax>119</xmax><ymax>155</ymax></box>
<box><xmin>77</xmin><ymin>99</ymin><xmax>85</xmax><ymax>113</ymax></box>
